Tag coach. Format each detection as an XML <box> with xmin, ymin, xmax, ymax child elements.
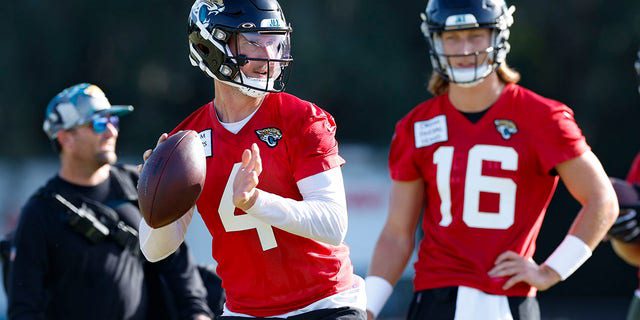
<box><xmin>7</xmin><ymin>83</ymin><xmax>212</xmax><ymax>320</ymax></box>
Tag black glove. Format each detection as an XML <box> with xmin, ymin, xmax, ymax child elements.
<box><xmin>608</xmin><ymin>206</ymin><xmax>640</xmax><ymax>243</ymax></box>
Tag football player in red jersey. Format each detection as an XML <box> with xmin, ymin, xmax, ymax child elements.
<box><xmin>364</xmin><ymin>0</ymin><xmax>618</xmax><ymax>319</ymax></box>
<box><xmin>137</xmin><ymin>0</ymin><xmax>366</xmax><ymax>319</ymax></box>
<box><xmin>608</xmin><ymin>49</ymin><xmax>640</xmax><ymax>320</ymax></box>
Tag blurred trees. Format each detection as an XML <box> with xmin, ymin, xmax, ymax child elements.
<box><xmin>1</xmin><ymin>0</ymin><xmax>639</xmax><ymax>172</ymax></box>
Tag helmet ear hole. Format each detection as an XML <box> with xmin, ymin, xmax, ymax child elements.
<box><xmin>236</xmin><ymin>55</ymin><xmax>249</xmax><ymax>67</ymax></box>
<box><xmin>197</xmin><ymin>43</ymin><xmax>210</xmax><ymax>55</ymax></box>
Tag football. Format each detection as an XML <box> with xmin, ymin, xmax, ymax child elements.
<box><xmin>610</xmin><ymin>177</ymin><xmax>640</xmax><ymax>209</ymax></box>
<box><xmin>138</xmin><ymin>130</ymin><xmax>206</xmax><ymax>228</ymax></box>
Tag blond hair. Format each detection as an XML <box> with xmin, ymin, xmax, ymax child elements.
<box><xmin>427</xmin><ymin>64</ymin><xmax>521</xmax><ymax>96</ymax></box>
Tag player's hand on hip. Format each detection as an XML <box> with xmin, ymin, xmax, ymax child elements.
<box><xmin>488</xmin><ymin>250</ymin><xmax>561</xmax><ymax>291</ymax></box>
<box><xmin>233</xmin><ymin>143</ymin><xmax>262</xmax><ymax>211</ymax></box>
<box><xmin>366</xmin><ymin>310</ymin><xmax>375</xmax><ymax>320</ymax></box>
<box><xmin>137</xmin><ymin>133</ymin><xmax>168</xmax><ymax>173</ymax></box>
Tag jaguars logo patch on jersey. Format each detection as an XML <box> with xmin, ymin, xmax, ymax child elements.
<box><xmin>494</xmin><ymin>119</ymin><xmax>518</xmax><ymax>140</ymax></box>
<box><xmin>255</xmin><ymin>128</ymin><xmax>282</xmax><ymax>148</ymax></box>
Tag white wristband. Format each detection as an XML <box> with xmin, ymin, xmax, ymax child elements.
<box><xmin>365</xmin><ymin>276</ymin><xmax>393</xmax><ymax>318</ymax></box>
<box><xmin>543</xmin><ymin>235</ymin><xmax>592</xmax><ymax>281</ymax></box>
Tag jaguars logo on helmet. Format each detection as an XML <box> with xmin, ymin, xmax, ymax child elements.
<box><xmin>190</xmin><ymin>0</ymin><xmax>224</xmax><ymax>29</ymax></box>
<box><xmin>494</xmin><ymin>119</ymin><xmax>518</xmax><ymax>140</ymax></box>
<box><xmin>255</xmin><ymin>128</ymin><xmax>282</xmax><ymax>148</ymax></box>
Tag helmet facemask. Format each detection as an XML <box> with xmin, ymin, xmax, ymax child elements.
<box><xmin>224</xmin><ymin>32</ymin><xmax>292</xmax><ymax>97</ymax></box>
<box><xmin>428</xmin><ymin>30</ymin><xmax>500</xmax><ymax>87</ymax></box>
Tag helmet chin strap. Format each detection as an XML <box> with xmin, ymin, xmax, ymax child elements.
<box><xmin>215</xmin><ymin>74</ymin><xmax>271</xmax><ymax>98</ymax></box>
<box><xmin>215</xmin><ymin>78</ymin><xmax>269</xmax><ymax>98</ymax></box>
<box><xmin>238</xmin><ymin>85</ymin><xmax>269</xmax><ymax>98</ymax></box>
<box><xmin>238</xmin><ymin>72</ymin><xmax>275</xmax><ymax>98</ymax></box>
<box><xmin>448</xmin><ymin>64</ymin><xmax>493</xmax><ymax>87</ymax></box>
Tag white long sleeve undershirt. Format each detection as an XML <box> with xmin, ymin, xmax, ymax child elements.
<box><xmin>139</xmin><ymin>167</ymin><xmax>348</xmax><ymax>262</ymax></box>
<box><xmin>245</xmin><ymin>167</ymin><xmax>348</xmax><ymax>246</ymax></box>
<box><xmin>139</xmin><ymin>207</ymin><xmax>194</xmax><ymax>262</ymax></box>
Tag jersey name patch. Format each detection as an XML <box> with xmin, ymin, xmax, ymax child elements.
<box><xmin>255</xmin><ymin>128</ymin><xmax>282</xmax><ymax>148</ymax></box>
<box><xmin>414</xmin><ymin>115</ymin><xmax>448</xmax><ymax>148</ymax></box>
<box><xmin>198</xmin><ymin>129</ymin><xmax>213</xmax><ymax>157</ymax></box>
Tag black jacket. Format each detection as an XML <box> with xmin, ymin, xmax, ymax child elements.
<box><xmin>7</xmin><ymin>165</ymin><xmax>212</xmax><ymax>320</ymax></box>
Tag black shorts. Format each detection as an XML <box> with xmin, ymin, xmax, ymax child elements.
<box><xmin>406</xmin><ymin>287</ymin><xmax>540</xmax><ymax>320</ymax></box>
<box><xmin>220</xmin><ymin>307</ymin><xmax>366</xmax><ymax>320</ymax></box>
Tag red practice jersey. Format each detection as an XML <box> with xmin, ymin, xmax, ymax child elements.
<box><xmin>627</xmin><ymin>153</ymin><xmax>640</xmax><ymax>184</ymax></box>
<box><xmin>389</xmin><ymin>84</ymin><xmax>589</xmax><ymax>297</ymax></box>
<box><xmin>171</xmin><ymin>93</ymin><xmax>354</xmax><ymax>317</ymax></box>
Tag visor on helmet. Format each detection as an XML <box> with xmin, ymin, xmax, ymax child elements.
<box><xmin>222</xmin><ymin>32</ymin><xmax>292</xmax><ymax>95</ymax></box>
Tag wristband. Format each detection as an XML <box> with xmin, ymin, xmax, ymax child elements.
<box><xmin>543</xmin><ymin>235</ymin><xmax>592</xmax><ymax>280</ymax></box>
<box><xmin>365</xmin><ymin>276</ymin><xmax>393</xmax><ymax>318</ymax></box>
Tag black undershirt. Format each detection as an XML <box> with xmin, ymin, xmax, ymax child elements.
<box><xmin>459</xmin><ymin>107</ymin><xmax>490</xmax><ymax>123</ymax></box>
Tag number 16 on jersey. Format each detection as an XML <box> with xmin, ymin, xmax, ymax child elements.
<box><xmin>433</xmin><ymin>145</ymin><xmax>518</xmax><ymax>230</ymax></box>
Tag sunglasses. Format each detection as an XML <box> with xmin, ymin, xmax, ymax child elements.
<box><xmin>89</xmin><ymin>115</ymin><xmax>120</xmax><ymax>134</ymax></box>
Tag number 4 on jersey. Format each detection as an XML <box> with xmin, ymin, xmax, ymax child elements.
<box><xmin>219</xmin><ymin>163</ymin><xmax>278</xmax><ymax>251</ymax></box>
<box><xmin>433</xmin><ymin>145</ymin><xmax>518</xmax><ymax>230</ymax></box>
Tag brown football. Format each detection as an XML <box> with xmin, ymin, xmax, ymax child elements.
<box><xmin>138</xmin><ymin>130</ymin><xmax>206</xmax><ymax>228</ymax></box>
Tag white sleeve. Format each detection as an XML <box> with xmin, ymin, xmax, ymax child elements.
<box><xmin>139</xmin><ymin>207</ymin><xmax>194</xmax><ymax>262</ymax></box>
<box><xmin>245</xmin><ymin>167</ymin><xmax>348</xmax><ymax>246</ymax></box>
